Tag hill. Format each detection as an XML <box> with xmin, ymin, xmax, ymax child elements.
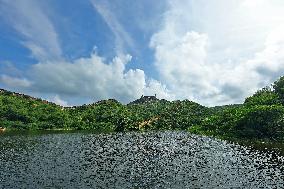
<box><xmin>128</xmin><ymin>95</ymin><xmax>160</xmax><ymax>105</ymax></box>
<box><xmin>1</xmin><ymin>75</ymin><xmax>284</xmax><ymax>142</ymax></box>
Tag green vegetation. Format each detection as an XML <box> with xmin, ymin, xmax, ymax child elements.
<box><xmin>1</xmin><ymin>76</ymin><xmax>284</xmax><ymax>142</ymax></box>
<box><xmin>189</xmin><ymin>77</ymin><xmax>284</xmax><ymax>141</ymax></box>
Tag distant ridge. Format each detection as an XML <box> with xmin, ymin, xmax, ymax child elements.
<box><xmin>0</xmin><ymin>88</ymin><xmax>58</xmax><ymax>106</ymax></box>
<box><xmin>66</xmin><ymin>99</ymin><xmax>120</xmax><ymax>109</ymax></box>
<box><xmin>0</xmin><ymin>88</ymin><xmax>165</xmax><ymax>107</ymax></box>
<box><xmin>0</xmin><ymin>88</ymin><xmax>122</xmax><ymax>108</ymax></box>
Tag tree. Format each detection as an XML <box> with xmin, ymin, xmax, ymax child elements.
<box><xmin>236</xmin><ymin>105</ymin><xmax>284</xmax><ymax>139</ymax></box>
<box><xmin>273</xmin><ymin>76</ymin><xmax>284</xmax><ymax>103</ymax></box>
<box><xmin>245</xmin><ymin>87</ymin><xmax>280</xmax><ymax>106</ymax></box>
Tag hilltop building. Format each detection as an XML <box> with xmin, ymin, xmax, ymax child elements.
<box><xmin>129</xmin><ymin>94</ymin><xmax>158</xmax><ymax>105</ymax></box>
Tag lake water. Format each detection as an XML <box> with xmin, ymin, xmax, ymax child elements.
<box><xmin>0</xmin><ymin>131</ymin><xmax>284</xmax><ymax>188</ymax></box>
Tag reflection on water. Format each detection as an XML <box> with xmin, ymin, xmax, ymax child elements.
<box><xmin>0</xmin><ymin>131</ymin><xmax>284</xmax><ymax>188</ymax></box>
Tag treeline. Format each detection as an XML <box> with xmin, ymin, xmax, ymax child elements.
<box><xmin>1</xmin><ymin>76</ymin><xmax>284</xmax><ymax>141</ymax></box>
<box><xmin>190</xmin><ymin>76</ymin><xmax>284</xmax><ymax>141</ymax></box>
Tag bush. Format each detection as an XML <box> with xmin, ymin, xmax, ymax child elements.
<box><xmin>235</xmin><ymin>105</ymin><xmax>284</xmax><ymax>139</ymax></box>
<box><xmin>198</xmin><ymin>106</ymin><xmax>248</xmax><ymax>137</ymax></box>
<box><xmin>245</xmin><ymin>87</ymin><xmax>280</xmax><ymax>106</ymax></box>
<box><xmin>273</xmin><ymin>76</ymin><xmax>284</xmax><ymax>103</ymax></box>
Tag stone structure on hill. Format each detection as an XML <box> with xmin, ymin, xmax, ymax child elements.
<box><xmin>129</xmin><ymin>94</ymin><xmax>158</xmax><ymax>105</ymax></box>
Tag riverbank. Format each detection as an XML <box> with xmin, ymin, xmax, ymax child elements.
<box><xmin>1</xmin><ymin>128</ymin><xmax>284</xmax><ymax>156</ymax></box>
<box><xmin>187</xmin><ymin>127</ymin><xmax>284</xmax><ymax>155</ymax></box>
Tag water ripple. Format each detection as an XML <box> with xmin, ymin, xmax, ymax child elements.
<box><xmin>0</xmin><ymin>131</ymin><xmax>283</xmax><ymax>188</ymax></box>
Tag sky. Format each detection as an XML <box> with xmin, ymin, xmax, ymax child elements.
<box><xmin>1</xmin><ymin>0</ymin><xmax>284</xmax><ymax>106</ymax></box>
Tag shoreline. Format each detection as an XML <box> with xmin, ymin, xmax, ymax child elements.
<box><xmin>1</xmin><ymin>128</ymin><xmax>283</xmax><ymax>155</ymax></box>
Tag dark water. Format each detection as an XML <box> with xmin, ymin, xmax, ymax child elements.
<box><xmin>0</xmin><ymin>131</ymin><xmax>284</xmax><ymax>189</ymax></box>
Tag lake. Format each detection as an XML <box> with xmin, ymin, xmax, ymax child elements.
<box><xmin>0</xmin><ymin>131</ymin><xmax>283</xmax><ymax>188</ymax></box>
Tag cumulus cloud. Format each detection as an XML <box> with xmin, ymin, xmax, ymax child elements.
<box><xmin>151</xmin><ymin>31</ymin><xmax>216</xmax><ymax>101</ymax></box>
<box><xmin>3</xmin><ymin>0</ymin><xmax>284</xmax><ymax>106</ymax></box>
<box><xmin>0</xmin><ymin>0</ymin><xmax>170</xmax><ymax>105</ymax></box>
<box><xmin>38</xmin><ymin>53</ymin><xmax>169</xmax><ymax>104</ymax></box>
<box><xmin>31</xmin><ymin>54</ymin><xmax>143</xmax><ymax>102</ymax></box>
<box><xmin>1</xmin><ymin>53</ymin><xmax>167</xmax><ymax>105</ymax></box>
<box><xmin>143</xmin><ymin>79</ymin><xmax>175</xmax><ymax>100</ymax></box>
<box><xmin>150</xmin><ymin>0</ymin><xmax>284</xmax><ymax>106</ymax></box>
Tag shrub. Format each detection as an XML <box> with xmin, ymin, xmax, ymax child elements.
<box><xmin>235</xmin><ymin>105</ymin><xmax>284</xmax><ymax>139</ymax></box>
<box><xmin>245</xmin><ymin>87</ymin><xmax>280</xmax><ymax>106</ymax></box>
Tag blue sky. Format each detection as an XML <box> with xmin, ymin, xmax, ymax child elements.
<box><xmin>1</xmin><ymin>0</ymin><xmax>284</xmax><ymax>106</ymax></box>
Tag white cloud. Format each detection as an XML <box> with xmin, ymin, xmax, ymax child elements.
<box><xmin>0</xmin><ymin>0</ymin><xmax>62</xmax><ymax>61</ymax></box>
<box><xmin>150</xmin><ymin>0</ymin><xmax>284</xmax><ymax>106</ymax></box>
<box><xmin>0</xmin><ymin>75</ymin><xmax>32</xmax><ymax>88</ymax></box>
<box><xmin>143</xmin><ymin>79</ymin><xmax>175</xmax><ymax>100</ymax></box>
<box><xmin>0</xmin><ymin>61</ymin><xmax>22</xmax><ymax>77</ymax></box>
<box><xmin>151</xmin><ymin>31</ymin><xmax>216</xmax><ymax>102</ymax></box>
<box><xmin>4</xmin><ymin>0</ymin><xmax>284</xmax><ymax>106</ymax></box>
<box><xmin>48</xmin><ymin>95</ymin><xmax>69</xmax><ymax>107</ymax></box>
<box><xmin>91</xmin><ymin>0</ymin><xmax>135</xmax><ymax>54</ymax></box>
<box><xmin>26</xmin><ymin>53</ymin><xmax>169</xmax><ymax>104</ymax></box>
<box><xmin>0</xmin><ymin>0</ymin><xmax>171</xmax><ymax>104</ymax></box>
<box><xmin>1</xmin><ymin>52</ymin><xmax>170</xmax><ymax>104</ymax></box>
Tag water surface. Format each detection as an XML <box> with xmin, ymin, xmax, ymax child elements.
<box><xmin>0</xmin><ymin>131</ymin><xmax>283</xmax><ymax>188</ymax></box>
